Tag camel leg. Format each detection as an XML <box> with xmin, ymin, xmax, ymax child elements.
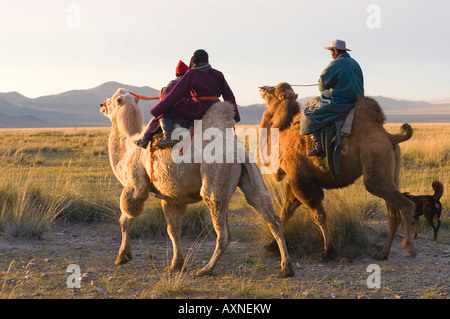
<box><xmin>279</xmin><ymin>182</ymin><xmax>302</xmax><ymax>227</ymax></box>
<box><xmin>239</xmin><ymin>164</ymin><xmax>294</xmax><ymax>277</ymax></box>
<box><xmin>115</xmin><ymin>186</ymin><xmax>148</xmax><ymax>265</ymax></box>
<box><xmin>309</xmin><ymin>202</ymin><xmax>337</xmax><ymax>261</ymax></box>
<box><xmin>192</xmin><ymin>163</ymin><xmax>242</xmax><ymax>277</ymax></box>
<box><xmin>373</xmin><ymin>202</ymin><xmax>402</xmax><ymax>260</ymax></box>
<box><xmin>266</xmin><ymin>182</ymin><xmax>301</xmax><ymax>253</ymax></box>
<box><xmin>162</xmin><ymin>200</ymin><xmax>186</xmax><ymax>272</ymax></box>
<box><xmin>192</xmin><ymin>196</ymin><xmax>231</xmax><ymax>277</ymax></box>
<box><xmin>363</xmin><ymin>147</ymin><xmax>416</xmax><ymax>259</ymax></box>
<box><xmin>290</xmin><ymin>179</ymin><xmax>337</xmax><ymax>261</ymax></box>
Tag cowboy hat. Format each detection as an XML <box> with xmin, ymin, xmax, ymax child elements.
<box><xmin>324</xmin><ymin>39</ymin><xmax>351</xmax><ymax>51</ymax></box>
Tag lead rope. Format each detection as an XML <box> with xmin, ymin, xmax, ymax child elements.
<box><xmin>291</xmin><ymin>84</ymin><xmax>319</xmax><ymax>87</ymax></box>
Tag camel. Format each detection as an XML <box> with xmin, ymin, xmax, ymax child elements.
<box><xmin>259</xmin><ymin>82</ymin><xmax>416</xmax><ymax>261</ymax></box>
<box><xmin>100</xmin><ymin>88</ymin><xmax>294</xmax><ymax>277</ymax></box>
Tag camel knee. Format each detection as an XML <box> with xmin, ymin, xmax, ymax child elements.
<box><xmin>218</xmin><ymin>232</ymin><xmax>231</xmax><ymax>250</ymax></box>
<box><xmin>120</xmin><ymin>187</ymin><xmax>148</xmax><ymax>218</ymax></box>
<box><xmin>213</xmin><ymin>215</ymin><xmax>231</xmax><ymax>249</ymax></box>
<box><xmin>119</xmin><ymin>214</ymin><xmax>134</xmax><ymax>231</ymax></box>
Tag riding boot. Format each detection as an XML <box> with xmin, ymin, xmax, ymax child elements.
<box><xmin>134</xmin><ymin>123</ymin><xmax>153</xmax><ymax>149</ymax></box>
<box><xmin>307</xmin><ymin>131</ymin><xmax>325</xmax><ymax>157</ymax></box>
<box><xmin>156</xmin><ymin>117</ymin><xmax>179</xmax><ymax>149</ymax></box>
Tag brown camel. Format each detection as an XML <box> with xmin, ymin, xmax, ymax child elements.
<box><xmin>259</xmin><ymin>82</ymin><xmax>416</xmax><ymax>261</ymax></box>
<box><xmin>100</xmin><ymin>88</ymin><xmax>294</xmax><ymax>277</ymax></box>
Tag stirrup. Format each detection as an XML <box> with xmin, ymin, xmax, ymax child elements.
<box><xmin>308</xmin><ymin>147</ymin><xmax>325</xmax><ymax>157</ymax></box>
<box><xmin>156</xmin><ymin>137</ymin><xmax>178</xmax><ymax>149</ymax></box>
<box><xmin>134</xmin><ymin>138</ymin><xmax>150</xmax><ymax>149</ymax></box>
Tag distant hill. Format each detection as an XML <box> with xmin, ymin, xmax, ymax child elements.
<box><xmin>0</xmin><ymin>111</ymin><xmax>47</xmax><ymax>128</ymax></box>
<box><xmin>238</xmin><ymin>96</ymin><xmax>450</xmax><ymax>125</ymax></box>
<box><xmin>1</xmin><ymin>82</ymin><xmax>449</xmax><ymax>128</ymax></box>
<box><xmin>0</xmin><ymin>82</ymin><xmax>159</xmax><ymax>128</ymax></box>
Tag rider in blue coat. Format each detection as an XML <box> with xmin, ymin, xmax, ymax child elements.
<box><xmin>300</xmin><ymin>40</ymin><xmax>364</xmax><ymax>157</ymax></box>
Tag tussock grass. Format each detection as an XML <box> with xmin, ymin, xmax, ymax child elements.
<box><xmin>0</xmin><ymin>165</ymin><xmax>75</xmax><ymax>238</ymax></box>
<box><xmin>249</xmin><ymin>177</ymin><xmax>370</xmax><ymax>258</ymax></box>
<box><xmin>0</xmin><ymin>124</ymin><xmax>448</xmax><ymax>245</ymax></box>
<box><xmin>0</xmin><ymin>124</ymin><xmax>448</xmax><ymax>299</ymax></box>
<box><xmin>398</xmin><ymin>123</ymin><xmax>450</xmax><ymax>169</ymax></box>
<box><xmin>130</xmin><ymin>202</ymin><xmax>212</xmax><ymax>239</ymax></box>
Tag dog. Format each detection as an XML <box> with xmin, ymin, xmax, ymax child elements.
<box><xmin>403</xmin><ymin>180</ymin><xmax>443</xmax><ymax>241</ymax></box>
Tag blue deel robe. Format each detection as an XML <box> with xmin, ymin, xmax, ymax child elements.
<box><xmin>299</xmin><ymin>52</ymin><xmax>364</xmax><ymax>135</ymax></box>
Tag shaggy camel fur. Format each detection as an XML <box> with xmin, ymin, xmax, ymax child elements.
<box><xmin>100</xmin><ymin>88</ymin><xmax>294</xmax><ymax>277</ymax></box>
<box><xmin>260</xmin><ymin>82</ymin><xmax>416</xmax><ymax>261</ymax></box>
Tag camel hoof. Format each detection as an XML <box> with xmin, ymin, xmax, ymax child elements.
<box><xmin>403</xmin><ymin>242</ymin><xmax>417</xmax><ymax>257</ymax></box>
<box><xmin>321</xmin><ymin>247</ymin><xmax>337</xmax><ymax>262</ymax></box>
<box><xmin>372</xmin><ymin>252</ymin><xmax>388</xmax><ymax>261</ymax></box>
<box><xmin>277</xmin><ymin>263</ymin><xmax>295</xmax><ymax>278</ymax></box>
<box><xmin>164</xmin><ymin>266</ymin><xmax>179</xmax><ymax>273</ymax></box>
<box><xmin>115</xmin><ymin>253</ymin><xmax>132</xmax><ymax>265</ymax></box>
<box><xmin>164</xmin><ymin>262</ymin><xmax>184</xmax><ymax>273</ymax></box>
<box><xmin>192</xmin><ymin>268</ymin><xmax>213</xmax><ymax>277</ymax></box>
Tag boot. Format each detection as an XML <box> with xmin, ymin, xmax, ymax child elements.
<box><xmin>156</xmin><ymin>117</ymin><xmax>179</xmax><ymax>149</ymax></box>
<box><xmin>308</xmin><ymin>131</ymin><xmax>325</xmax><ymax>157</ymax></box>
<box><xmin>134</xmin><ymin>124</ymin><xmax>153</xmax><ymax>149</ymax></box>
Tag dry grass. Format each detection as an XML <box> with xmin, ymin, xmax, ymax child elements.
<box><xmin>0</xmin><ymin>123</ymin><xmax>449</xmax><ymax>299</ymax></box>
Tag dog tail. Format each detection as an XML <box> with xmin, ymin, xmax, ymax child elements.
<box><xmin>388</xmin><ymin>123</ymin><xmax>413</xmax><ymax>144</ymax></box>
<box><xmin>432</xmin><ymin>180</ymin><xmax>444</xmax><ymax>201</ymax></box>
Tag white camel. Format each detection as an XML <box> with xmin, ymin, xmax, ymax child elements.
<box><xmin>100</xmin><ymin>88</ymin><xmax>294</xmax><ymax>277</ymax></box>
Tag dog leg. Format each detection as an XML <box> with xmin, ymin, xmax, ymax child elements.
<box><xmin>433</xmin><ymin>218</ymin><xmax>441</xmax><ymax>241</ymax></box>
<box><xmin>414</xmin><ymin>217</ymin><xmax>420</xmax><ymax>239</ymax></box>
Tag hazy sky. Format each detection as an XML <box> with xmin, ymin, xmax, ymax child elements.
<box><xmin>1</xmin><ymin>0</ymin><xmax>449</xmax><ymax>105</ymax></box>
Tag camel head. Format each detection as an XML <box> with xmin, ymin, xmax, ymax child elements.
<box><xmin>260</xmin><ymin>83</ymin><xmax>298</xmax><ymax>105</ymax></box>
<box><xmin>100</xmin><ymin>88</ymin><xmax>143</xmax><ymax>137</ymax></box>
<box><xmin>100</xmin><ymin>88</ymin><xmax>137</xmax><ymax>119</ymax></box>
<box><xmin>259</xmin><ymin>85</ymin><xmax>275</xmax><ymax>102</ymax></box>
<box><xmin>275</xmin><ymin>82</ymin><xmax>298</xmax><ymax>101</ymax></box>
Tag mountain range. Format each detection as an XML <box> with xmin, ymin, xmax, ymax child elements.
<box><xmin>1</xmin><ymin>81</ymin><xmax>449</xmax><ymax>128</ymax></box>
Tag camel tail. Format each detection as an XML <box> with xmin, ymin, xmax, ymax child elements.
<box><xmin>432</xmin><ymin>180</ymin><xmax>444</xmax><ymax>201</ymax></box>
<box><xmin>388</xmin><ymin>123</ymin><xmax>413</xmax><ymax>144</ymax></box>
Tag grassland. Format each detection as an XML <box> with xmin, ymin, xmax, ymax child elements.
<box><xmin>0</xmin><ymin>124</ymin><xmax>449</xmax><ymax>299</ymax></box>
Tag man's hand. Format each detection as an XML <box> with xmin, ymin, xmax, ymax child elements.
<box><xmin>304</xmin><ymin>97</ymin><xmax>320</xmax><ymax>109</ymax></box>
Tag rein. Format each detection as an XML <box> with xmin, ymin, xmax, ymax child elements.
<box><xmin>129</xmin><ymin>92</ymin><xmax>160</xmax><ymax>100</ymax></box>
<box><xmin>100</xmin><ymin>91</ymin><xmax>160</xmax><ymax>114</ymax></box>
<box><xmin>291</xmin><ymin>84</ymin><xmax>319</xmax><ymax>87</ymax></box>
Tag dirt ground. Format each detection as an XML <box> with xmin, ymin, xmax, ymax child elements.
<box><xmin>0</xmin><ymin>219</ymin><xmax>448</xmax><ymax>300</ymax></box>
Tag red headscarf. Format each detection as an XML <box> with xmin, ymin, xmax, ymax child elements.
<box><xmin>176</xmin><ymin>60</ymin><xmax>189</xmax><ymax>77</ymax></box>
